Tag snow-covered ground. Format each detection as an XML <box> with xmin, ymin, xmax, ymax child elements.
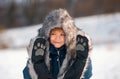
<box><xmin>0</xmin><ymin>12</ymin><xmax>120</xmax><ymax>79</ymax></box>
<box><xmin>91</xmin><ymin>43</ymin><xmax>120</xmax><ymax>79</ymax></box>
<box><xmin>0</xmin><ymin>48</ymin><xmax>28</xmax><ymax>79</ymax></box>
<box><xmin>0</xmin><ymin>24</ymin><xmax>42</xmax><ymax>48</ymax></box>
<box><xmin>0</xmin><ymin>43</ymin><xmax>120</xmax><ymax>79</ymax></box>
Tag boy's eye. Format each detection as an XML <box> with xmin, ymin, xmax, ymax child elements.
<box><xmin>61</xmin><ymin>34</ymin><xmax>65</xmax><ymax>36</ymax></box>
<box><xmin>51</xmin><ymin>33</ymin><xmax>55</xmax><ymax>35</ymax></box>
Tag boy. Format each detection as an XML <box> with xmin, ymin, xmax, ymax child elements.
<box><xmin>23</xmin><ymin>9</ymin><xmax>92</xmax><ymax>79</ymax></box>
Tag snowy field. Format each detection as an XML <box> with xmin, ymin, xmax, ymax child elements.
<box><xmin>91</xmin><ymin>43</ymin><xmax>120</xmax><ymax>79</ymax></box>
<box><xmin>0</xmin><ymin>12</ymin><xmax>120</xmax><ymax>79</ymax></box>
<box><xmin>0</xmin><ymin>43</ymin><xmax>120</xmax><ymax>79</ymax></box>
<box><xmin>0</xmin><ymin>48</ymin><xmax>27</xmax><ymax>79</ymax></box>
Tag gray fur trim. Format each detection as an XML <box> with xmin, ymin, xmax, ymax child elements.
<box><xmin>44</xmin><ymin>41</ymin><xmax>51</xmax><ymax>71</ymax></box>
<box><xmin>76</xmin><ymin>31</ymin><xmax>92</xmax><ymax>79</ymax></box>
<box><xmin>38</xmin><ymin>8</ymin><xmax>78</xmax><ymax>58</ymax></box>
<box><xmin>31</xmin><ymin>8</ymin><xmax>92</xmax><ymax>79</ymax></box>
<box><xmin>58</xmin><ymin>51</ymin><xmax>71</xmax><ymax>79</ymax></box>
<box><xmin>27</xmin><ymin>59</ymin><xmax>38</xmax><ymax>79</ymax></box>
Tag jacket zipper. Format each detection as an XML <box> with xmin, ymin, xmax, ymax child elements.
<box><xmin>57</xmin><ymin>51</ymin><xmax>60</xmax><ymax>69</ymax></box>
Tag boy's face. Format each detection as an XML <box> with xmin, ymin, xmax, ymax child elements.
<box><xmin>50</xmin><ymin>28</ymin><xmax>65</xmax><ymax>48</ymax></box>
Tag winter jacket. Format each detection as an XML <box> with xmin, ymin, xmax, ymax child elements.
<box><xmin>23</xmin><ymin>45</ymin><xmax>92</xmax><ymax>79</ymax></box>
<box><xmin>23</xmin><ymin>9</ymin><xmax>92</xmax><ymax>79</ymax></box>
<box><xmin>49</xmin><ymin>44</ymin><xmax>67</xmax><ymax>79</ymax></box>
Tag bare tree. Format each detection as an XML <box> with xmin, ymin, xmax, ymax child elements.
<box><xmin>95</xmin><ymin>0</ymin><xmax>104</xmax><ymax>14</ymax></box>
<box><xmin>65</xmin><ymin>0</ymin><xmax>79</xmax><ymax>16</ymax></box>
<box><xmin>7</xmin><ymin>2</ymin><xmax>17</xmax><ymax>27</ymax></box>
<box><xmin>23</xmin><ymin>0</ymin><xmax>47</xmax><ymax>25</ymax></box>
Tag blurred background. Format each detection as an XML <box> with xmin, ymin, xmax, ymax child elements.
<box><xmin>0</xmin><ymin>0</ymin><xmax>120</xmax><ymax>79</ymax></box>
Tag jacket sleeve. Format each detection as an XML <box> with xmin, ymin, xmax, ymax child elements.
<box><xmin>25</xmin><ymin>37</ymin><xmax>53</xmax><ymax>79</ymax></box>
<box><xmin>84</xmin><ymin>59</ymin><xmax>92</xmax><ymax>79</ymax></box>
<box><xmin>23</xmin><ymin>60</ymin><xmax>33</xmax><ymax>79</ymax></box>
<box><xmin>76</xmin><ymin>31</ymin><xmax>92</xmax><ymax>79</ymax></box>
<box><xmin>23</xmin><ymin>64</ymin><xmax>32</xmax><ymax>79</ymax></box>
<box><xmin>63</xmin><ymin>31</ymin><xmax>92</xmax><ymax>79</ymax></box>
<box><xmin>24</xmin><ymin>59</ymin><xmax>38</xmax><ymax>79</ymax></box>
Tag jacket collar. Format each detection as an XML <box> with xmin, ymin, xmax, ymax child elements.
<box><xmin>49</xmin><ymin>44</ymin><xmax>66</xmax><ymax>55</ymax></box>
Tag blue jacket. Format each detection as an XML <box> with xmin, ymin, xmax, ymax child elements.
<box><xmin>49</xmin><ymin>44</ymin><xmax>67</xmax><ymax>79</ymax></box>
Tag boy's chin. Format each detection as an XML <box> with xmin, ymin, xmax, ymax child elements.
<box><xmin>54</xmin><ymin>45</ymin><xmax>62</xmax><ymax>48</ymax></box>
<box><xmin>53</xmin><ymin>44</ymin><xmax>64</xmax><ymax>48</ymax></box>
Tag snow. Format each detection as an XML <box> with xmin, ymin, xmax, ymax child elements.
<box><xmin>91</xmin><ymin>43</ymin><xmax>120</xmax><ymax>79</ymax></box>
<box><xmin>75</xmin><ymin>12</ymin><xmax>120</xmax><ymax>44</ymax></box>
<box><xmin>0</xmin><ymin>13</ymin><xmax>120</xmax><ymax>79</ymax></box>
<box><xmin>0</xmin><ymin>43</ymin><xmax>120</xmax><ymax>79</ymax></box>
<box><xmin>0</xmin><ymin>48</ymin><xmax>28</xmax><ymax>79</ymax></box>
<box><xmin>0</xmin><ymin>24</ymin><xmax>42</xmax><ymax>48</ymax></box>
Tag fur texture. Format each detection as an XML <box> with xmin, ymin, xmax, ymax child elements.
<box><xmin>28</xmin><ymin>9</ymin><xmax>92</xmax><ymax>79</ymax></box>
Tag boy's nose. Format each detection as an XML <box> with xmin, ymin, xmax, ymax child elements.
<box><xmin>56</xmin><ymin>36</ymin><xmax>61</xmax><ymax>40</ymax></box>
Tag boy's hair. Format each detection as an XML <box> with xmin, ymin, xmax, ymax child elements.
<box><xmin>49</xmin><ymin>27</ymin><xmax>65</xmax><ymax>35</ymax></box>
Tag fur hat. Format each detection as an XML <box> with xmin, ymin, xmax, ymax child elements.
<box><xmin>29</xmin><ymin>9</ymin><xmax>92</xmax><ymax>79</ymax></box>
<box><xmin>38</xmin><ymin>9</ymin><xmax>80</xmax><ymax>59</ymax></box>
